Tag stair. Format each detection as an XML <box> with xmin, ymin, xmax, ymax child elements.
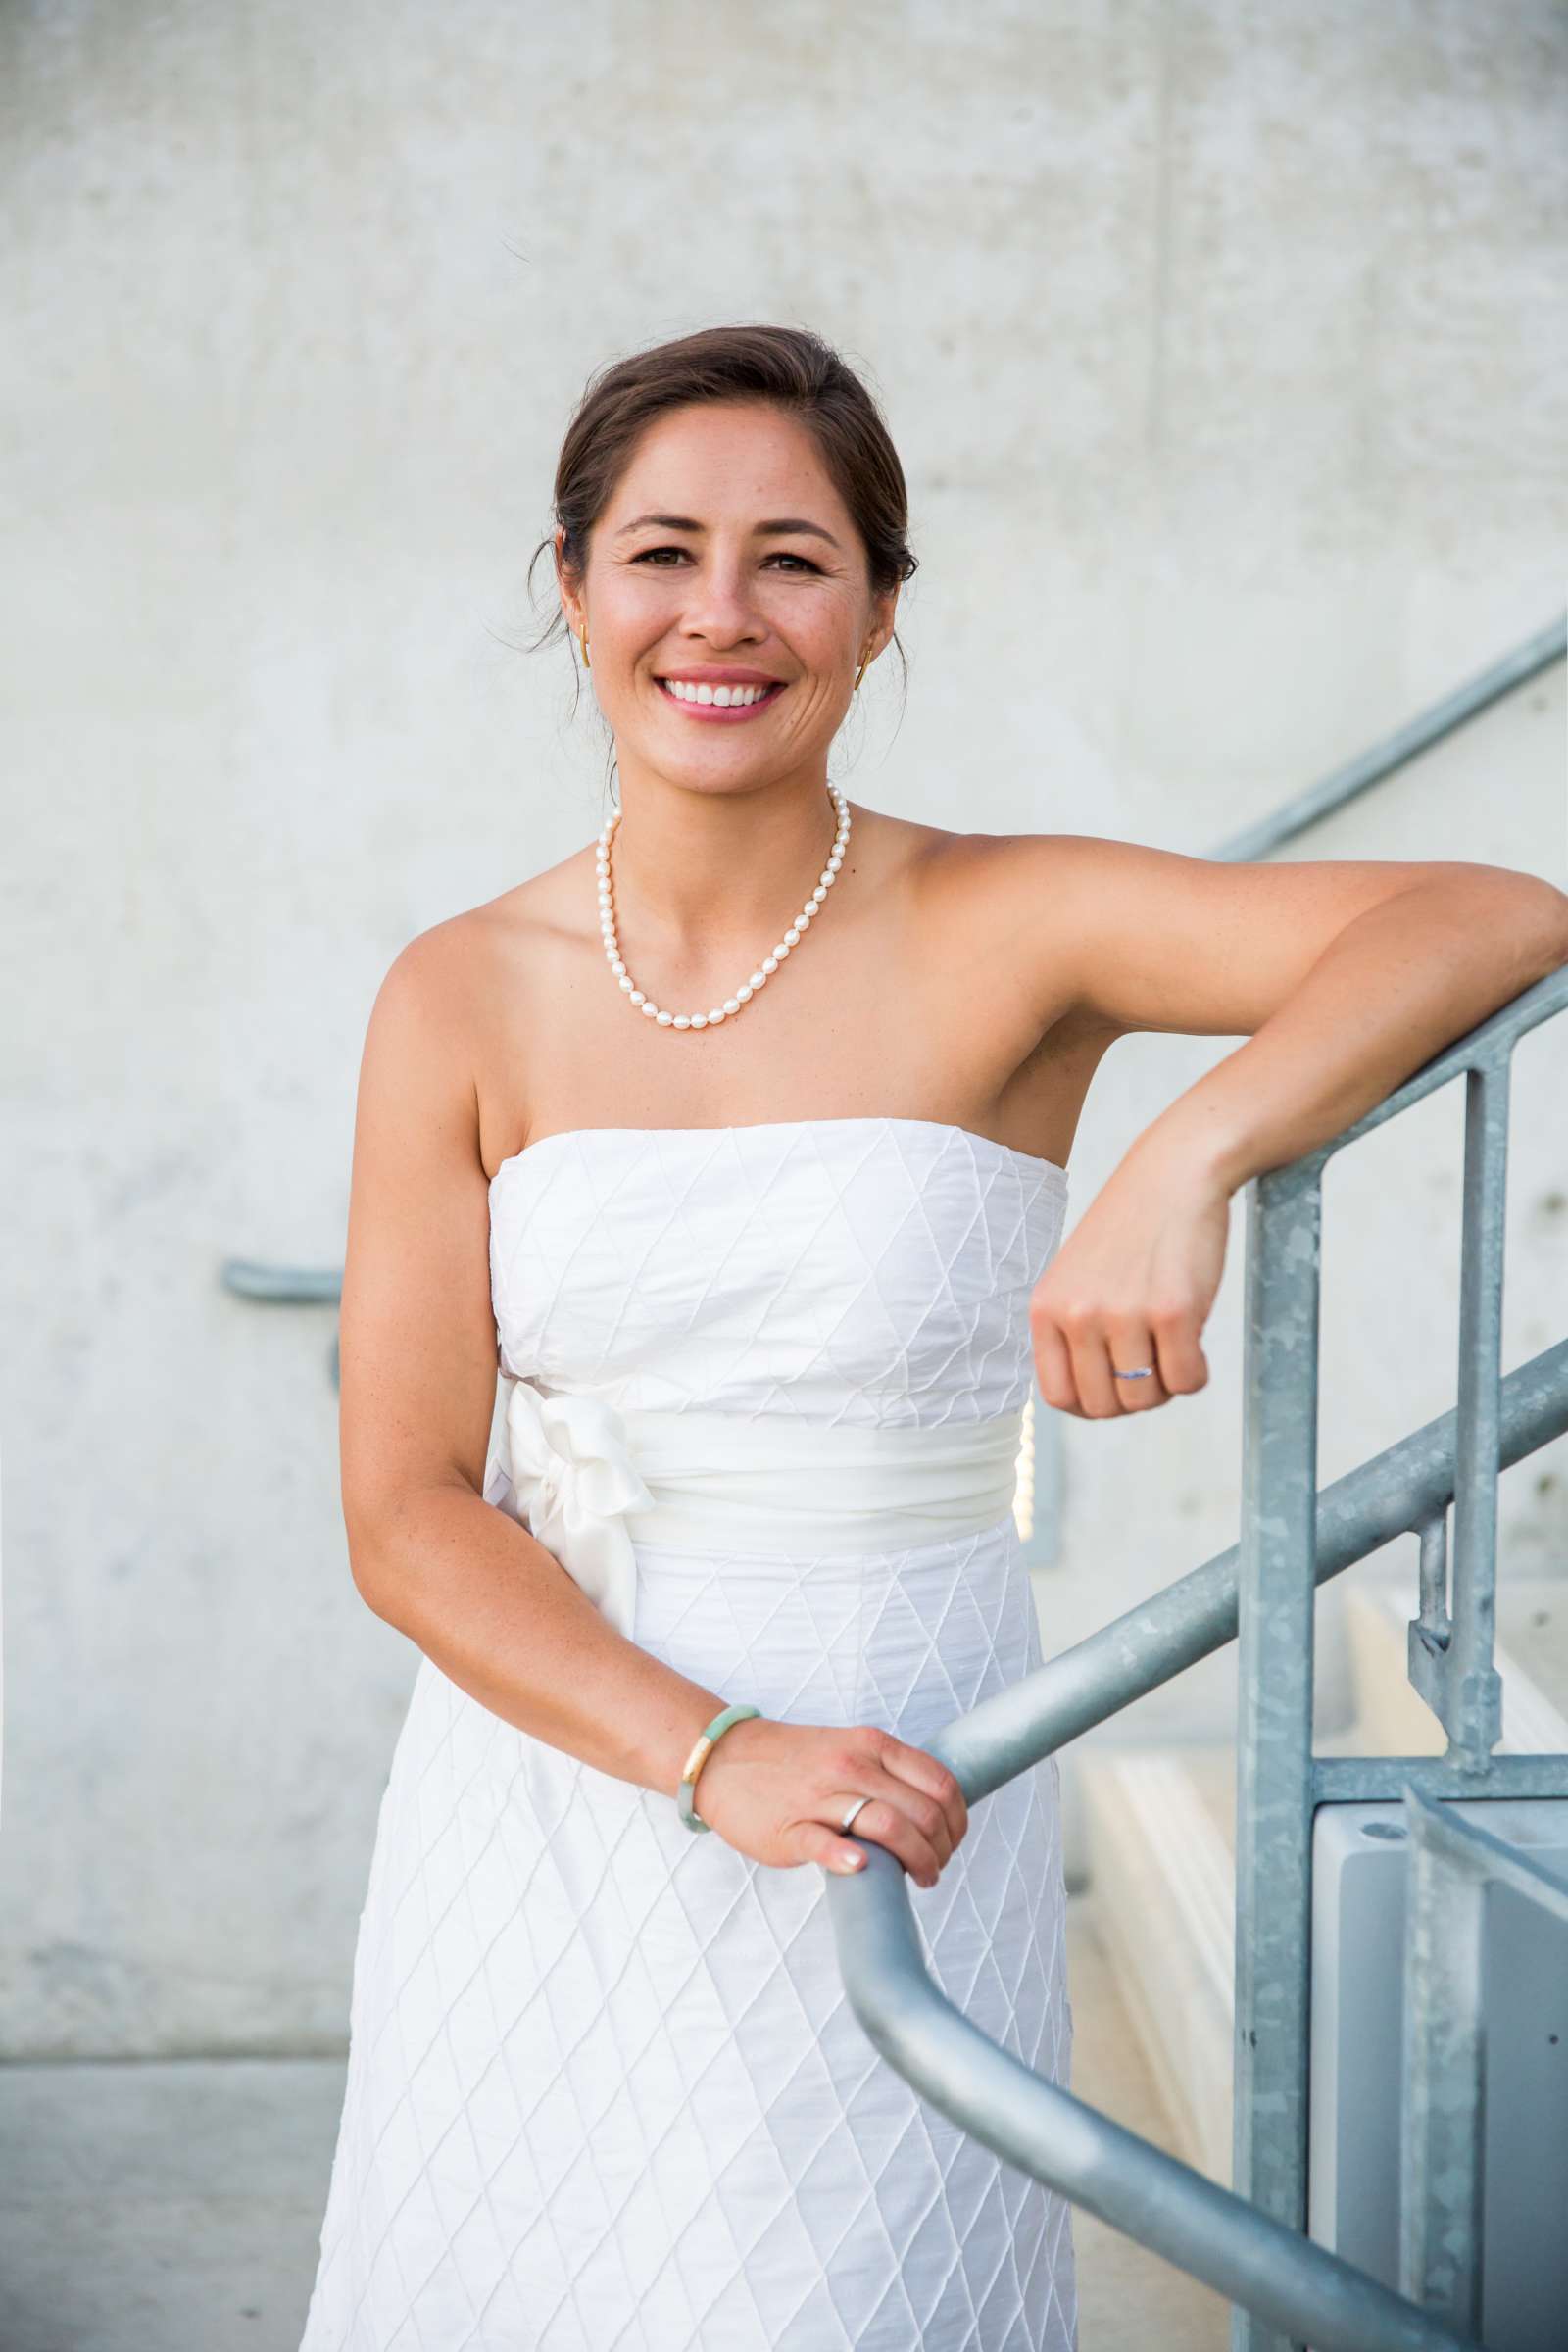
<box><xmin>1345</xmin><ymin>1572</ymin><xmax>1568</xmax><ymax>1759</ymax></box>
<box><xmin>1079</xmin><ymin>1747</ymin><xmax>1236</xmax><ymax>2182</ymax></box>
<box><xmin>1064</xmin><ymin>1896</ymin><xmax>1231</xmax><ymax>2347</ymax></box>
<box><xmin>1077</xmin><ymin>1570</ymin><xmax>1568</xmax><ymax>2181</ymax></box>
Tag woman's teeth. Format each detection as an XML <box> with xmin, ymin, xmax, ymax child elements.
<box><xmin>659</xmin><ymin>678</ymin><xmax>778</xmax><ymax>707</ymax></box>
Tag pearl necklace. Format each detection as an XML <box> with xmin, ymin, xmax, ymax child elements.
<box><xmin>596</xmin><ymin>787</ymin><xmax>852</xmax><ymax>1030</ymax></box>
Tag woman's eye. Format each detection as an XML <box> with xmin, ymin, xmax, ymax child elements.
<box><xmin>630</xmin><ymin>547</ymin><xmax>819</xmax><ymax>573</ymax></box>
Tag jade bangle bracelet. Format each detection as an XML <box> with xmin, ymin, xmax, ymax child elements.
<box><xmin>676</xmin><ymin>1702</ymin><xmax>761</xmax><ymax>1833</ymax></box>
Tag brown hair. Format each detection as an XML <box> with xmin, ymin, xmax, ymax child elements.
<box><xmin>524</xmin><ymin>324</ymin><xmax>919</xmax><ymax>777</ymax></box>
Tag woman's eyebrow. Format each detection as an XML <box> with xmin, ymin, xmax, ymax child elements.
<box><xmin>612</xmin><ymin>513</ymin><xmax>842</xmax><ymax>549</ymax></box>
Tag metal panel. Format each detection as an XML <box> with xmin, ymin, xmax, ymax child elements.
<box><xmin>1309</xmin><ymin>1799</ymin><xmax>1568</xmax><ymax>2351</ymax></box>
<box><xmin>1400</xmin><ymin>1794</ymin><xmax>1568</xmax><ymax>2339</ymax></box>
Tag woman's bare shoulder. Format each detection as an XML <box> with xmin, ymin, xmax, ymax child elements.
<box><xmin>917</xmin><ymin>820</ymin><xmax>1115</xmax><ymax>877</ymax></box>
<box><xmin>360</xmin><ymin>847</ymin><xmax>600</xmax><ymax>1185</ymax></box>
<box><xmin>382</xmin><ymin>844</ymin><xmax>596</xmax><ymax>1005</ymax></box>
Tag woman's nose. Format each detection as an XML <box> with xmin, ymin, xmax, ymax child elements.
<box><xmin>679</xmin><ymin>564</ymin><xmax>763</xmax><ymax>640</ymax></box>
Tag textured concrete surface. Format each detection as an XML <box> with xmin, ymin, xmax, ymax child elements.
<box><xmin>0</xmin><ymin>2054</ymin><xmax>341</xmax><ymax>2352</ymax></box>
<box><xmin>0</xmin><ymin>1898</ymin><xmax>1226</xmax><ymax>2351</ymax></box>
<box><xmin>4</xmin><ymin>0</ymin><xmax>1566</xmax><ymax>2059</ymax></box>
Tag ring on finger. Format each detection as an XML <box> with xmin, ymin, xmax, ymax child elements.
<box><xmin>841</xmin><ymin>1794</ymin><xmax>871</xmax><ymax>1832</ymax></box>
<box><xmin>1108</xmin><ymin>1335</ymin><xmax>1160</xmax><ymax>1403</ymax></box>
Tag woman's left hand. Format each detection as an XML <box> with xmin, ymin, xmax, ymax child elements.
<box><xmin>1028</xmin><ymin>1153</ymin><xmax>1234</xmax><ymax>1417</ymax></box>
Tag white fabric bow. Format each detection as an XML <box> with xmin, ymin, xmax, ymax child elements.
<box><xmin>482</xmin><ymin>1376</ymin><xmax>655</xmax><ymax>1642</ymax></box>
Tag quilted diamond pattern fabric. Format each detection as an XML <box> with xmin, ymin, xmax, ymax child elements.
<box><xmin>300</xmin><ymin>1118</ymin><xmax>1078</xmax><ymax>2350</ymax></box>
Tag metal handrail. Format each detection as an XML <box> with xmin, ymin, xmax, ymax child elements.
<box><xmin>930</xmin><ymin>1333</ymin><xmax>1567</xmax><ymax>1804</ymax></box>
<box><xmin>1207</xmin><ymin>613</ymin><xmax>1565</xmax><ymax>862</ymax></box>
<box><xmin>827</xmin><ymin>960</ymin><xmax>1568</xmax><ymax>2351</ymax></box>
<box><xmin>833</xmin><ymin>1845</ymin><xmax>1477</xmax><ymax>2352</ymax></box>
<box><xmin>221</xmin><ymin>1260</ymin><xmax>341</xmax><ymax>1303</ymax></box>
<box><xmin>219</xmin><ymin>1260</ymin><xmax>343</xmax><ymax>1388</ymax></box>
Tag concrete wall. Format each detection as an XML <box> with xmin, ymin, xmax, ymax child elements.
<box><xmin>4</xmin><ymin>0</ymin><xmax>1565</xmax><ymax>2053</ymax></box>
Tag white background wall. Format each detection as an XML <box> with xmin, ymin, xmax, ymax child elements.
<box><xmin>4</xmin><ymin>0</ymin><xmax>1565</xmax><ymax>2054</ymax></box>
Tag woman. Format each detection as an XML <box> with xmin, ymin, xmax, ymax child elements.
<box><xmin>299</xmin><ymin>324</ymin><xmax>1568</xmax><ymax>2351</ymax></box>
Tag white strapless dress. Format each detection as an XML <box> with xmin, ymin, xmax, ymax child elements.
<box><xmin>299</xmin><ymin>1117</ymin><xmax>1078</xmax><ymax>2351</ymax></box>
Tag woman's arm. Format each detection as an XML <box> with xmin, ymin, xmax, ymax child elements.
<box><xmin>338</xmin><ymin>925</ymin><xmax>724</xmax><ymax>1801</ymax></box>
<box><xmin>1056</xmin><ymin>853</ymin><xmax>1568</xmax><ymax>1193</ymax></box>
<box><xmin>952</xmin><ymin>837</ymin><xmax>1568</xmax><ymax>1416</ymax></box>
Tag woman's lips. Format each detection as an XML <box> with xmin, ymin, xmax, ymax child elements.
<box><xmin>656</xmin><ymin>679</ymin><xmax>787</xmax><ymax>722</ymax></box>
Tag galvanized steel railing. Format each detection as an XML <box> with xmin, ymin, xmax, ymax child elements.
<box><xmin>827</xmin><ymin>960</ymin><xmax>1568</xmax><ymax>2352</ymax></box>
<box><xmin>1208</xmin><ymin>614</ymin><xmax>1565</xmax><ymax>862</ymax></box>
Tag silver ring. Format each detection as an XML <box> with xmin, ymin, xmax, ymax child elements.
<box><xmin>1112</xmin><ymin>1366</ymin><xmax>1154</xmax><ymax>1379</ymax></box>
<box><xmin>841</xmin><ymin>1795</ymin><xmax>870</xmax><ymax>1832</ymax></box>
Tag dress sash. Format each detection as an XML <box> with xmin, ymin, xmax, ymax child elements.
<box><xmin>482</xmin><ymin>1372</ymin><xmax>1025</xmax><ymax>1641</ymax></box>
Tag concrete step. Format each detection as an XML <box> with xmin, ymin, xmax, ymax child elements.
<box><xmin>1079</xmin><ymin>1745</ymin><xmax>1237</xmax><ymax>2183</ymax></box>
<box><xmin>1344</xmin><ymin>1571</ymin><xmax>1568</xmax><ymax>1756</ymax></box>
<box><xmin>1065</xmin><ymin>1895</ymin><xmax>1230</xmax><ymax>2347</ymax></box>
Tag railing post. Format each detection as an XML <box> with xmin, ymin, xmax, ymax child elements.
<box><xmin>1444</xmin><ymin>1062</ymin><xmax>1509</xmax><ymax>1764</ymax></box>
<box><xmin>1232</xmin><ymin>1158</ymin><xmax>1324</xmax><ymax>2352</ymax></box>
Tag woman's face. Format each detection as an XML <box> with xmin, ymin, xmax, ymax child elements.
<box><xmin>558</xmin><ymin>400</ymin><xmax>897</xmax><ymax>801</ymax></box>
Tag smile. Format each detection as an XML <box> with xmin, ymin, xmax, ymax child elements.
<box><xmin>657</xmin><ymin>678</ymin><xmax>786</xmax><ymax>720</ymax></box>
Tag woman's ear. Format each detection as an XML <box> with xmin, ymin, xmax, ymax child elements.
<box><xmin>555</xmin><ymin>532</ymin><xmax>585</xmax><ymax>640</ymax></box>
<box><xmin>864</xmin><ymin>586</ymin><xmax>899</xmax><ymax>669</ymax></box>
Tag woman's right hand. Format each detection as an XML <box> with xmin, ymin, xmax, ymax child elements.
<box><xmin>689</xmin><ymin>1715</ymin><xmax>969</xmax><ymax>1886</ymax></box>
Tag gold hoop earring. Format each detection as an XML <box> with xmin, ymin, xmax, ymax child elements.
<box><xmin>854</xmin><ymin>647</ymin><xmax>871</xmax><ymax>692</ymax></box>
<box><xmin>579</xmin><ymin>629</ymin><xmax>591</xmax><ymax>669</ymax></box>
